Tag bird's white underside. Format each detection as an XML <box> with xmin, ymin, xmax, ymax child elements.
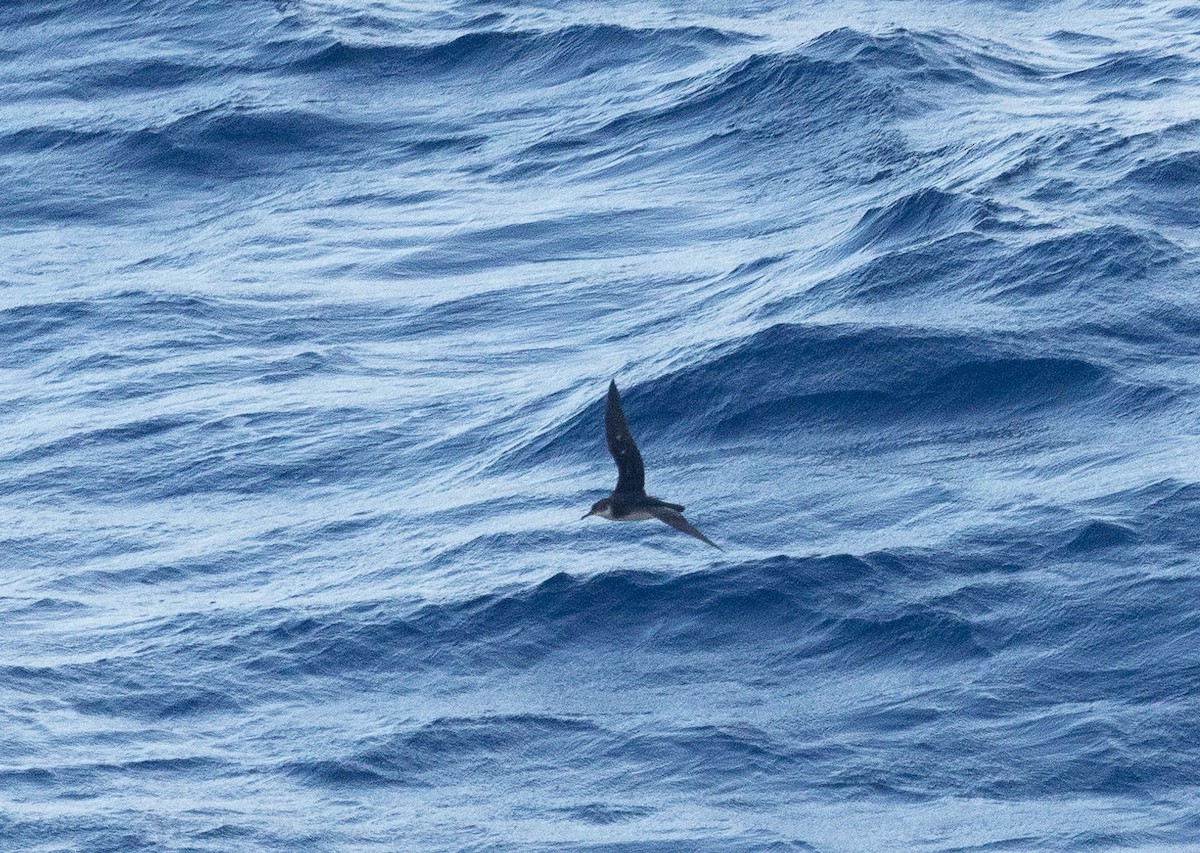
<box><xmin>595</xmin><ymin>507</ymin><xmax>656</xmax><ymax>521</ymax></box>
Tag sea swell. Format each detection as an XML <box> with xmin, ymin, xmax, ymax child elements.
<box><xmin>3</xmin><ymin>0</ymin><xmax>1200</xmax><ymax>850</ymax></box>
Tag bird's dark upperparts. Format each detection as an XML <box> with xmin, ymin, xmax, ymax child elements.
<box><xmin>582</xmin><ymin>380</ymin><xmax>721</xmax><ymax>549</ymax></box>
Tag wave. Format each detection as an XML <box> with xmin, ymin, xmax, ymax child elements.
<box><xmin>287</xmin><ymin>23</ymin><xmax>744</xmax><ymax>82</ymax></box>
<box><xmin>987</xmin><ymin>225</ymin><xmax>1181</xmax><ymax>300</ymax></box>
<box><xmin>137</xmin><ymin>550</ymin><xmax>1059</xmax><ymax>680</ymax></box>
<box><xmin>285</xmin><ymin>713</ymin><xmax>600</xmax><ymax>787</ymax></box>
<box><xmin>519</xmin><ymin>322</ymin><xmax>1152</xmax><ymax>470</ymax></box>
<box><xmin>113</xmin><ymin>107</ymin><xmax>378</xmax><ymax>177</ymax></box>
<box><xmin>13</xmin><ymin>530</ymin><xmax>1193</xmax><ymax>807</ymax></box>
<box><xmin>1118</xmin><ymin>150</ymin><xmax>1200</xmax><ymax>226</ymax></box>
<box><xmin>6</xmin><ymin>1</ymin><xmax>1200</xmax><ymax>845</ymax></box>
<box><xmin>842</xmin><ymin>188</ymin><xmax>1001</xmax><ymax>253</ymax></box>
<box><xmin>1059</xmin><ymin>48</ymin><xmax>1194</xmax><ymax>85</ymax></box>
<box><xmin>499</xmin><ymin>27</ymin><xmax>1047</xmax><ymax>186</ymax></box>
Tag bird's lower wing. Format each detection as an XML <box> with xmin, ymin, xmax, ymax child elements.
<box><xmin>650</xmin><ymin>507</ymin><xmax>722</xmax><ymax>550</ymax></box>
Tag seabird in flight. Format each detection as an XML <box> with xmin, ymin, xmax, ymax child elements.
<box><xmin>582</xmin><ymin>380</ymin><xmax>720</xmax><ymax>549</ymax></box>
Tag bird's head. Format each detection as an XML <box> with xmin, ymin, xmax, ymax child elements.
<box><xmin>582</xmin><ymin>497</ymin><xmax>611</xmax><ymax>520</ymax></box>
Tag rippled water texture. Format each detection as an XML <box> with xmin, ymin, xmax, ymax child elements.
<box><xmin>3</xmin><ymin>0</ymin><xmax>1200</xmax><ymax>850</ymax></box>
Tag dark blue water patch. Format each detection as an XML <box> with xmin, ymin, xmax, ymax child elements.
<box><xmin>287</xmin><ymin>511</ymin><xmax>393</xmax><ymax>543</ymax></box>
<box><xmin>1</xmin><ymin>596</ymin><xmax>90</xmax><ymax>618</ymax></box>
<box><xmin>114</xmin><ymin>107</ymin><xmax>381</xmax><ymax>179</ymax></box>
<box><xmin>399</xmin><ymin>132</ymin><xmax>488</xmax><ymax>156</ymax></box>
<box><xmin>929</xmin><ymin>357</ymin><xmax>1106</xmax><ymax>410</ymax></box>
<box><xmin>191</xmin><ymin>822</ymin><xmax>261</xmax><ymax>841</ymax></box>
<box><xmin>153</xmin><ymin>689</ymin><xmax>244</xmax><ymax>719</ymax></box>
<box><xmin>486</xmin><ymin>843</ymin><xmax>819</xmax><ymax>853</ymax></box>
<box><xmin>1</xmin><ymin>660</ymin><xmax>90</xmax><ymax>701</ymax></box>
<box><xmin>189</xmin><ymin>825</ymin><xmax>262</xmax><ymax>844</ymax></box>
<box><xmin>994</xmin><ymin>572</ymin><xmax>1200</xmax><ymax>691</ymax></box>
<box><xmin>3</xmin><ymin>414</ymin><xmax>194</xmax><ymax>467</ymax></box>
<box><xmin>55</xmin><ymin>349</ymin><xmax>164</xmax><ymax>374</ymax></box>
<box><xmin>0</xmin><ymin>754</ymin><xmax>231</xmax><ymax>825</ymax></box>
<box><xmin>0</xmin><ymin>299</ymin><xmax>96</xmax><ymax>359</ymax></box>
<box><xmin>58</xmin><ymin>547</ymin><xmax>291</xmax><ymax>591</ymax></box>
<box><xmin>1057</xmin><ymin>48</ymin><xmax>1195</xmax><ymax>86</ymax></box>
<box><xmin>327</xmin><ymin>188</ymin><xmax>445</xmax><ymax>208</ymax></box>
<box><xmin>286</xmin><ymin>23</ymin><xmax>744</xmax><ymax>85</ymax></box>
<box><xmin>557</xmin><ymin>324</ymin><xmax>1123</xmax><ymax>450</ymax></box>
<box><xmin>500</xmin><ymin>29</ymin><xmax>943</xmax><ymax>185</ymax></box>
<box><xmin>0</xmin><ymin>186</ymin><xmax>122</xmax><ymax>226</ymax></box>
<box><xmin>0</xmin><ymin>126</ymin><xmax>111</xmax><ymax>156</ymax></box>
<box><xmin>286</xmin><ymin>713</ymin><xmax>601</xmax><ymax>788</ymax></box>
<box><xmin>1</xmin><ymin>293</ymin><xmax>207</xmax><ymax>368</ymax></box>
<box><xmin>425</xmin><ymin>563</ymin><xmax>826</xmax><ymax>655</ymax></box>
<box><xmin>100</xmin><ymin>755</ymin><xmax>227</xmax><ymax>775</ymax></box>
<box><xmin>283</xmin><ymin>757</ymin><xmax>417</xmax><ymax>788</ymax></box>
<box><xmin>202</xmin><ymin>551</ymin><xmax>1019</xmax><ymax>681</ymax></box>
<box><xmin>65</xmin><ymin>57</ymin><xmax>223</xmax><ymax>98</ymax></box>
<box><xmin>606</xmin><ymin>723</ymin><xmax>802</xmax><ymax>791</ymax></box>
<box><xmin>1050</xmin><ymin>479</ymin><xmax>1200</xmax><ymax>557</ymax></box>
<box><xmin>834</xmin><ymin>673</ymin><xmax>1200</xmax><ymax>801</ymax></box>
<box><xmin>0</xmin><ymin>8</ymin><xmax>286</xmax><ymax>134</ymax></box>
<box><xmin>159</xmin><ymin>419</ymin><xmax>411</xmax><ymax>500</ymax></box>
<box><xmin>0</xmin><ymin>767</ymin><xmax>58</xmax><ymax>792</ymax></box>
<box><xmin>604</xmin><ymin>49</ymin><xmax>888</xmax><ymax>132</ymax></box>
<box><xmin>986</xmin><ymin>224</ymin><xmax>1181</xmax><ymax>300</ymax></box>
<box><xmin>1047</xmin><ymin>30</ymin><xmax>1117</xmax><ymax>47</ymax></box>
<box><xmin>988</xmin><ymin>118</ymin><xmax>1195</xmax><ymax>201</ymax></box>
<box><xmin>999</xmin><ymin>120</ymin><xmax>1194</xmax><ymax>195</ymax></box>
<box><xmin>841</xmin><ymin>188</ymin><xmax>1002</xmax><ymax>254</ymax></box>
<box><xmin>403</xmin><ymin>287</ymin><xmax>547</xmax><ymax>337</ymax></box>
<box><xmin>1057</xmin><ymin>520</ymin><xmax>1138</xmax><ymax>553</ymax></box>
<box><xmin>0</xmin><ymin>0</ymin><xmax>78</xmax><ymax>28</ymax></box>
<box><xmin>807</xmin><ymin>26</ymin><xmax>1044</xmax><ymax>88</ymax></box>
<box><xmin>940</xmin><ymin>836</ymin><xmax>1045</xmax><ymax>853</ymax></box>
<box><xmin>981</xmin><ymin>699</ymin><xmax>1200</xmax><ymax>798</ymax></box>
<box><xmin>808</xmin><ymin>607</ymin><xmax>988</xmax><ymax>665</ymax></box>
<box><xmin>0</xmin><ymin>402</ymin><xmax>415</xmax><ymax>505</ymax></box>
<box><xmin>1137</xmin><ymin>482</ymin><xmax>1200</xmax><ymax>549</ymax></box>
<box><xmin>551</xmin><ymin>802</ymin><xmax>655</xmax><ymax>825</ymax></box>
<box><xmin>1117</xmin><ymin>150</ymin><xmax>1200</xmax><ymax>225</ymax></box>
<box><xmin>11</xmin><ymin>543</ymin><xmax>1200</xmax><ymax>815</ymax></box>
<box><xmin>71</xmin><ymin>679</ymin><xmax>245</xmax><ymax>721</ymax></box>
<box><xmin>402</xmin><ymin>713</ymin><xmax>600</xmax><ymax>758</ymax></box>
<box><xmin>778</xmin><ymin>231</ymin><xmax>1002</xmax><ymax>308</ymax></box>
<box><xmin>0</xmin><ymin>523</ymin><xmax>164</xmax><ymax>578</ymax></box>
<box><xmin>256</xmin><ymin>349</ymin><xmax>359</xmax><ymax>384</ymax></box>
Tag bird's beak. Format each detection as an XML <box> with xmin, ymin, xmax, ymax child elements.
<box><xmin>581</xmin><ymin>511</ymin><xmax>594</xmax><ymax>520</ymax></box>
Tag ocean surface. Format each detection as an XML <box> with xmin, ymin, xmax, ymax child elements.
<box><xmin>3</xmin><ymin>0</ymin><xmax>1200</xmax><ymax>850</ymax></box>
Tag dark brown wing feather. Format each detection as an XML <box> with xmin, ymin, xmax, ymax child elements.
<box><xmin>648</xmin><ymin>498</ymin><xmax>684</xmax><ymax>512</ymax></box>
<box><xmin>649</xmin><ymin>506</ymin><xmax>722</xmax><ymax>549</ymax></box>
<box><xmin>605</xmin><ymin>380</ymin><xmax>645</xmax><ymax>494</ymax></box>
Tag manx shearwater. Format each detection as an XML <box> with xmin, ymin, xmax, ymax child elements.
<box><xmin>582</xmin><ymin>380</ymin><xmax>720</xmax><ymax>549</ymax></box>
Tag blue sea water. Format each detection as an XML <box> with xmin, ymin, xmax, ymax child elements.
<box><xmin>3</xmin><ymin>0</ymin><xmax>1200</xmax><ymax>849</ymax></box>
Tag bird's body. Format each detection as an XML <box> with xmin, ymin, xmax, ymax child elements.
<box><xmin>583</xmin><ymin>380</ymin><xmax>720</xmax><ymax>549</ymax></box>
<box><xmin>588</xmin><ymin>496</ymin><xmax>683</xmax><ymax>522</ymax></box>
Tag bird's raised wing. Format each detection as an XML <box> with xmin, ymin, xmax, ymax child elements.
<box><xmin>649</xmin><ymin>506</ymin><xmax>722</xmax><ymax>549</ymax></box>
<box><xmin>605</xmin><ymin>380</ymin><xmax>645</xmax><ymax>495</ymax></box>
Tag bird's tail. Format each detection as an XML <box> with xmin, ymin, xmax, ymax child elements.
<box><xmin>649</xmin><ymin>506</ymin><xmax>722</xmax><ymax>550</ymax></box>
